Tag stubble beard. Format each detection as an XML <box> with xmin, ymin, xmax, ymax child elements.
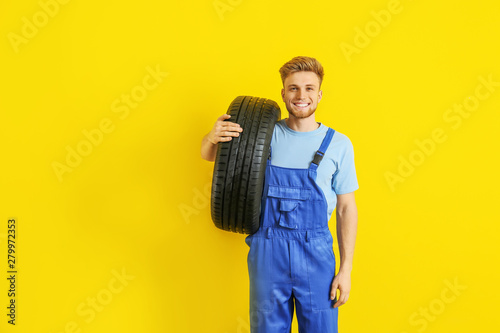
<box><xmin>287</xmin><ymin>106</ymin><xmax>317</xmax><ymax>119</ymax></box>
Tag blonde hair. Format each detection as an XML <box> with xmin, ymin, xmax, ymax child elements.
<box><xmin>279</xmin><ymin>56</ymin><xmax>324</xmax><ymax>87</ymax></box>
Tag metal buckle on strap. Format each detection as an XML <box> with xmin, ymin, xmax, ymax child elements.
<box><xmin>311</xmin><ymin>151</ymin><xmax>325</xmax><ymax>166</ymax></box>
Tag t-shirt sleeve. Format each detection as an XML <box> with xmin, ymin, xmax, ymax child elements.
<box><xmin>332</xmin><ymin>137</ymin><xmax>359</xmax><ymax>195</ymax></box>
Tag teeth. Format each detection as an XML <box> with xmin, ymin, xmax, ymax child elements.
<box><xmin>295</xmin><ymin>103</ymin><xmax>309</xmax><ymax>107</ymax></box>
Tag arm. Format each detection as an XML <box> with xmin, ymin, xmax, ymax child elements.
<box><xmin>330</xmin><ymin>191</ymin><xmax>358</xmax><ymax>308</ymax></box>
<box><xmin>201</xmin><ymin>114</ymin><xmax>243</xmax><ymax>161</ymax></box>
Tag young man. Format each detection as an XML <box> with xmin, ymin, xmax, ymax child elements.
<box><xmin>201</xmin><ymin>56</ymin><xmax>359</xmax><ymax>333</ymax></box>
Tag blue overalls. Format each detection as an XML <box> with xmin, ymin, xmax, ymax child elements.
<box><xmin>245</xmin><ymin>128</ymin><xmax>338</xmax><ymax>333</ymax></box>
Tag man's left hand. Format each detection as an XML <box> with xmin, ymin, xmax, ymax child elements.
<box><xmin>330</xmin><ymin>269</ymin><xmax>351</xmax><ymax>308</ymax></box>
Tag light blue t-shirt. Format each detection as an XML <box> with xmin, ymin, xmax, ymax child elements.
<box><xmin>269</xmin><ymin>119</ymin><xmax>359</xmax><ymax>220</ymax></box>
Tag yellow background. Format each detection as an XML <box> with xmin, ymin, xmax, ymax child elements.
<box><xmin>1</xmin><ymin>0</ymin><xmax>499</xmax><ymax>332</ymax></box>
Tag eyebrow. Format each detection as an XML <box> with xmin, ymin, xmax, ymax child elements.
<box><xmin>287</xmin><ymin>84</ymin><xmax>317</xmax><ymax>88</ymax></box>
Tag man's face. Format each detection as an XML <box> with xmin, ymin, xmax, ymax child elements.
<box><xmin>281</xmin><ymin>71</ymin><xmax>322</xmax><ymax>119</ymax></box>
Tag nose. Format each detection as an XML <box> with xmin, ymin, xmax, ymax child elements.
<box><xmin>297</xmin><ymin>89</ymin><xmax>307</xmax><ymax>100</ymax></box>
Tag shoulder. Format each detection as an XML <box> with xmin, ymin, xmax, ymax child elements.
<box><xmin>326</xmin><ymin>127</ymin><xmax>354</xmax><ymax>148</ymax></box>
<box><xmin>273</xmin><ymin>119</ymin><xmax>287</xmax><ymax>133</ymax></box>
<box><xmin>324</xmin><ymin>127</ymin><xmax>355</xmax><ymax>158</ymax></box>
<box><xmin>333</xmin><ymin>131</ymin><xmax>353</xmax><ymax>146</ymax></box>
<box><xmin>271</xmin><ymin>120</ymin><xmax>285</xmax><ymax>144</ymax></box>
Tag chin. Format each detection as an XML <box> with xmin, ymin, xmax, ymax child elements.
<box><xmin>287</xmin><ymin>108</ymin><xmax>316</xmax><ymax>119</ymax></box>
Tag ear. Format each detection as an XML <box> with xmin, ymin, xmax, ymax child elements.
<box><xmin>318</xmin><ymin>90</ymin><xmax>323</xmax><ymax>102</ymax></box>
<box><xmin>281</xmin><ymin>88</ymin><xmax>285</xmax><ymax>102</ymax></box>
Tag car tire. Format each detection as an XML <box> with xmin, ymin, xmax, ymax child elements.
<box><xmin>211</xmin><ymin>96</ymin><xmax>281</xmax><ymax>234</ymax></box>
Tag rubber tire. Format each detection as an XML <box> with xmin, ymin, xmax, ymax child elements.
<box><xmin>211</xmin><ymin>96</ymin><xmax>281</xmax><ymax>234</ymax></box>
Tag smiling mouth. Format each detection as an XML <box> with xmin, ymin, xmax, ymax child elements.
<box><xmin>293</xmin><ymin>103</ymin><xmax>310</xmax><ymax>108</ymax></box>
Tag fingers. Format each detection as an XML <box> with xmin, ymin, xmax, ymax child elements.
<box><xmin>220</xmin><ymin>123</ymin><xmax>243</xmax><ymax>133</ymax></box>
<box><xmin>215</xmin><ymin>122</ymin><xmax>242</xmax><ymax>138</ymax></box>
<box><xmin>217</xmin><ymin>114</ymin><xmax>231</xmax><ymax>121</ymax></box>
<box><xmin>217</xmin><ymin>136</ymin><xmax>235</xmax><ymax>142</ymax></box>
<box><xmin>332</xmin><ymin>287</ymin><xmax>349</xmax><ymax>308</ymax></box>
<box><xmin>331</xmin><ymin>279</ymin><xmax>350</xmax><ymax>308</ymax></box>
<box><xmin>209</xmin><ymin>114</ymin><xmax>243</xmax><ymax>144</ymax></box>
<box><xmin>223</xmin><ymin>130</ymin><xmax>242</xmax><ymax>137</ymax></box>
<box><xmin>330</xmin><ymin>281</ymin><xmax>338</xmax><ymax>301</ymax></box>
<box><xmin>214</xmin><ymin>115</ymin><xmax>241</xmax><ymax>131</ymax></box>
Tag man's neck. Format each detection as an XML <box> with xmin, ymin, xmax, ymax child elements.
<box><xmin>285</xmin><ymin>115</ymin><xmax>320</xmax><ymax>132</ymax></box>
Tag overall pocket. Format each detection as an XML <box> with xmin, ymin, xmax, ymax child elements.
<box><xmin>266</xmin><ymin>185</ymin><xmax>311</xmax><ymax>229</ymax></box>
<box><xmin>247</xmin><ymin>237</ymin><xmax>275</xmax><ymax>313</ymax></box>
<box><xmin>306</xmin><ymin>234</ymin><xmax>337</xmax><ymax>311</ymax></box>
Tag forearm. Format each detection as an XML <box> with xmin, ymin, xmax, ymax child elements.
<box><xmin>201</xmin><ymin>134</ymin><xmax>217</xmax><ymax>161</ymax></box>
<box><xmin>336</xmin><ymin>203</ymin><xmax>358</xmax><ymax>273</ymax></box>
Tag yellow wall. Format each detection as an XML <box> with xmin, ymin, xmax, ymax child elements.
<box><xmin>1</xmin><ymin>0</ymin><xmax>499</xmax><ymax>332</ymax></box>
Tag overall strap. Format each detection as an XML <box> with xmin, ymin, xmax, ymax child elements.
<box><xmin>309</xmin><ymin>128</ymin><xmax>335</xmax><ymax>171</ymax></box>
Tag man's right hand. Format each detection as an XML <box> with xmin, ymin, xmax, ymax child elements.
<box><xmin>206</xmin><ymin>114</ymin><xmax>243</xmax><ymax>144</ymax></box>
<box><xmin>201</xmin><ymin>114</ymin><xmax>243</xmax><ymax>161</ymax></box>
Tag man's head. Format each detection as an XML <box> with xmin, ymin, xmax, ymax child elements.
<box><xmin>279</xmin><ymin>56</ymin><xmax>324</xmax><ymax>119</ymax></box>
